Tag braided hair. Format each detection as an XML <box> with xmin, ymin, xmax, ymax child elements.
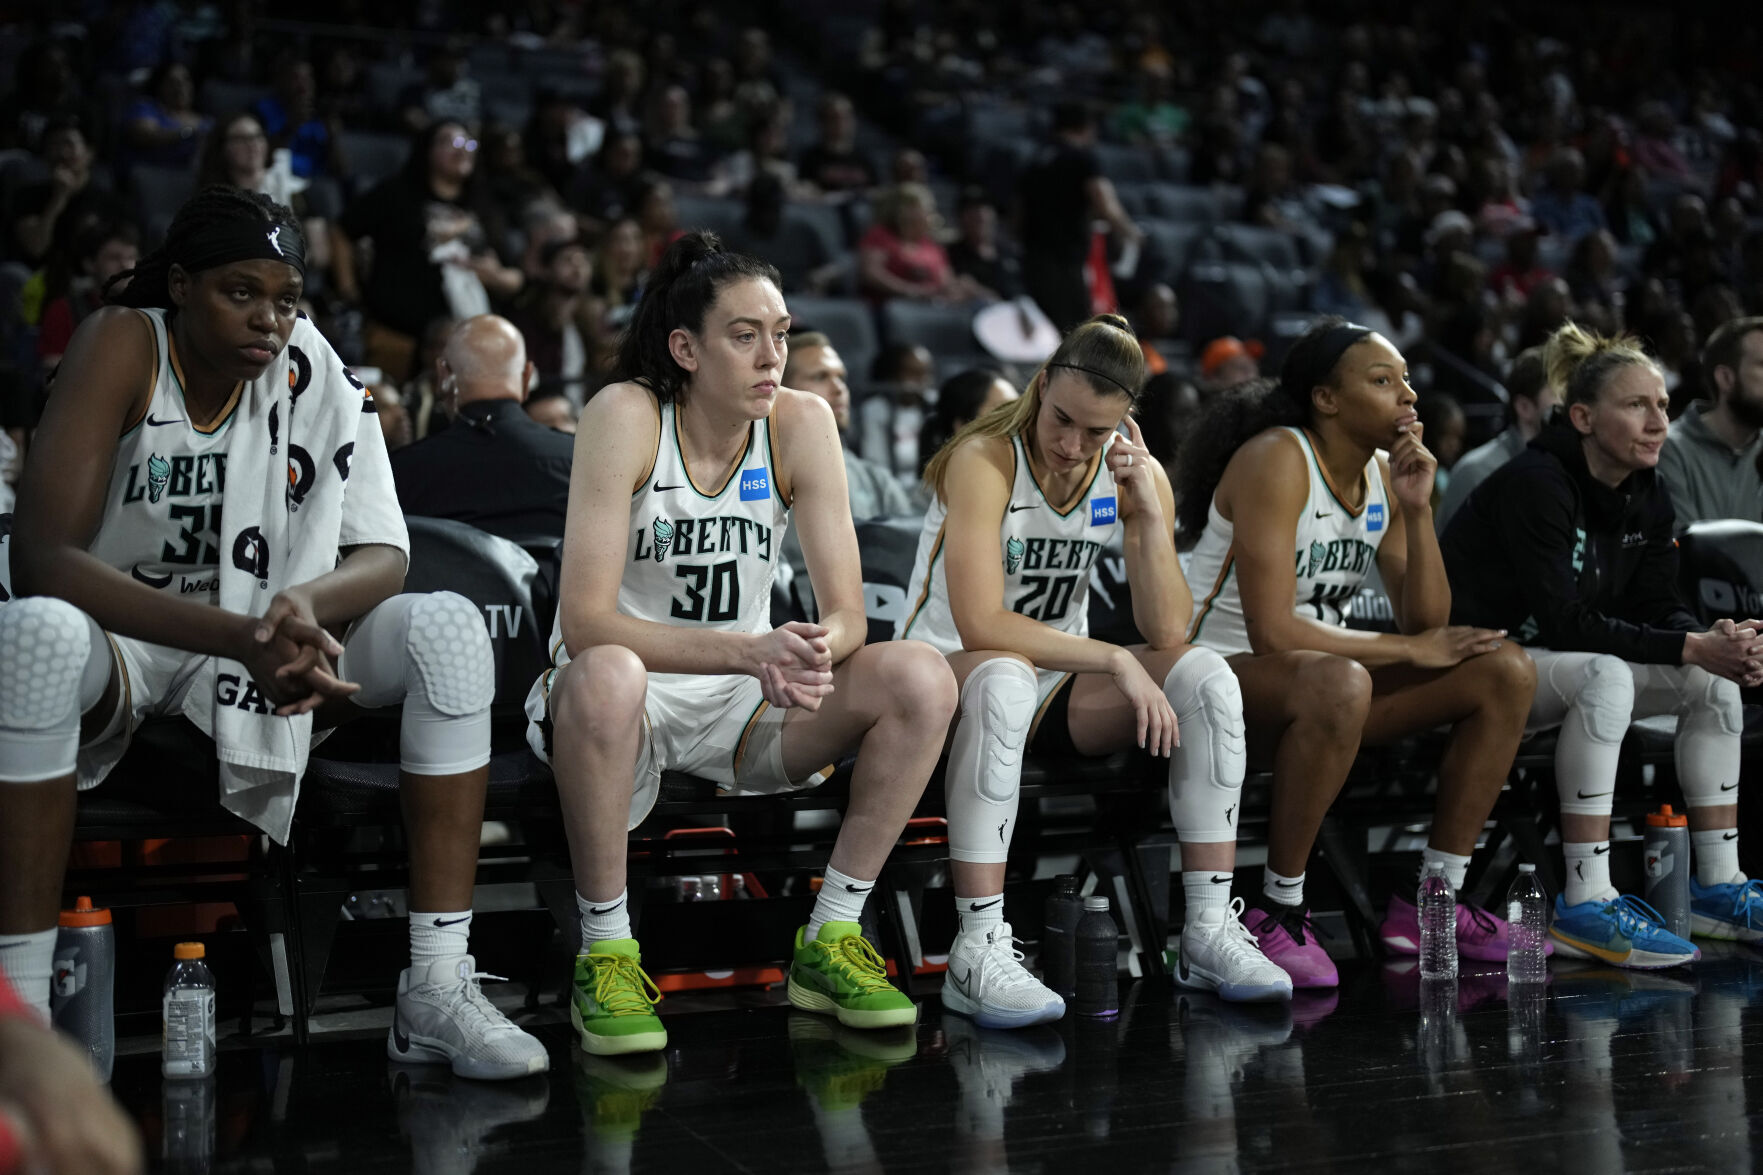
<box><xmin>106</xmin><ymin>186</ymin><xmax>303</xmax><ymax>309</ymax></box>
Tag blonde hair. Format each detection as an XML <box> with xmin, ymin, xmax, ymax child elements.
<box><xmin>922</xmin><ymin>313</ymin><xmax>1144</xmax><ymax>501</ymax></box>
<box><xmin>875</xmin><ymin>182</ymin><xmax>936</xmax><ymax>235</ymax></box>
<box><xmin>1544</xmin><ymin>320</ymin><xmax>1660</xmax><ymax>411</ymax></box>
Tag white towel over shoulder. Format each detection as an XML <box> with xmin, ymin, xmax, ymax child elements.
<box><xmin>197</xmin><ymin>315</ymin><xmax>408</xmax><ymax>841</ymax></box>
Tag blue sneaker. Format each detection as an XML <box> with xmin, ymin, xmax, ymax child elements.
<box><xmin>1550</xmin><ymin>893</ymin><xmax>1700</xmax><ymax>969</ymax></box>
<box><xmin>1690</xmin><ymin>877</ymin><xmax>1763</xmax><ymax>944</ymax></box>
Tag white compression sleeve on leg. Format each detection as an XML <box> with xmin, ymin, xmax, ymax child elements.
<box><xmin>340</xmin><ymin>592</ymin><xmax>494</xmax><ymax>776</ymax></box>
<box><xmin>1552</xmin><ymin>654</ymin><xmax>1634</xmax><ymax>816</ymax></box>
<box><xmin>0</xmin><ymin>599</ymin><xmax>108</xmax><ymax>782</ymax></box>
<box><xmin>1673</xmin><ymin>666</ymin><xmax>1743</xmax><ymax>808</ymax></box>
<box><xmin>944</xmin><ymin>658</ymin><xmax>1037</xmax><ymax>864</ymax></box>
<box><xmin>1162</xmin><ymin>647</ymin><xmax>1247</xmax><ymax>843</ymax></box>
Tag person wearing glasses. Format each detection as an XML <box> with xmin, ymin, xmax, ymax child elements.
<box><xmin>333</xmin><ymin>121</ymin><xmax>523</xmax><ymax>382</ymax></box>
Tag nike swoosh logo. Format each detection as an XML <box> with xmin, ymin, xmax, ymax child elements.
<box><xmin>1209</xmin><ymin>875</ymin><xmax>1233</xmax><ymax>885</ymax></box>
<box><xmin>967</xmin><ymin>898</ymin><xmax>1002</xmax><ymax>912</ymax></box>
<box><xmin>1575</xmin><ymin>862</ymin><xmax>1585</xmax><ymax>879</ymax></box>
<box><xmin>145</xmin><ymin>414</ymin><xmax>186</xmax><ymax>427</ymax></box>
<box><xmin>1576</xmin><ymin>790</ymin><xmax>1612</xmax><ymax>799</ymax></box>
<box><xmin>392</xmin><ymin>1011</ymin><xmax>410</xmax><ymax>1053</ymax></box>
<box><xmin>1274</xmin><ymin>879</ymin><xmax>1302</xmax><ymax>888</ymax></box>
<box><xmin>432</xmin><ymin>916</ymin><xmax>470</xmax><ymax>927</ymax></box>
<box><xmin>844</xmin><ymin>883</ymin><xmax>873</xmax><ymax>894</ymax></box>
<box><xmin>1592</xmin><ymin>845</ymin><xmax>1610</xmax><ymax>855</ymax></box>
<box><xmin>588</xmin><ymin>899</ymin><xmax>626</xmax><ymax>915</ymax></box>
<box><xmin>1721</xmin><ymin>782</ymin><xmax>1739</xmax><ymax>792</ymax></box>
<box><xmin>1314</xmin><ymin>510</ymin><xmax>1333</xmax><ymax>519</ymax></box>
<box><xmin>1008</xmin><ymin>503</ymin><xmax>1036</xmax><ymax>513</ymax></box>
<box><xmin>653</xmin><ymin>482</ymin><xmax>683</xmax><ymax>492</ymax></box>
<box><xmin>1725</xmin><ymin>831</ymin><xmax>1740</xmax><ymax>841</ymax></box>
<box><xmin>132</xmin><ymin>564</ymin><xmax>173</xmax><ymax>589</ymax></box>
<box><xmin>949</xmin><ymin>967</ymin><xmax>972</xmax><ymax>995</ymax></box>
<box><xmin>0</xmin><ymin>940</ymin><xmax>36</xmax><ymax>950</ymax></box>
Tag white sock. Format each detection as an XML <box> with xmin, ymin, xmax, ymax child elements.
<box><xmin>809</xmin><ymin>865</ymin><xmax>873</xmax><ymax>939</ymax></box>
<box><xmin>1263</xmin><ymin>868</ymin><xmax>1305</xmax><ymax>907</ymax></box>
<box><xmin>956</xmin><ymin>894</ymin><xmax>1005</xmax><ymax>938</ymax></box>
<box><xmin>409</xmin><ymin>910</ymin><xmax>471</xmax><ymax>966</ymax></box>
<box><xmin>1184</xmin><ymin>870</ymin><xmax>1233</xmax><ymax>926</ymax></box>
<box><xmin>1563</xmin><ymin>841</ymin><xmax>1616</xmax><ymax>906</ymax></box>
<box><xmin>1692</xmin><ymin>828</ymin><xmax>1745</xmax><ymax>886</ymax></box>
<box><xmin>1420</xmin><ymin>845</ymin><xmax>1471</xmax><ymax>893</ymax></box>
<box><xmin>0</xmin><ymin>928</ymin><xmax>56</xmax><ymax>1023</ymax></box>
<box><xmin>576</xmin><ymin>889</ymin><xmax>633</xmax><ymax>949</ymax></box>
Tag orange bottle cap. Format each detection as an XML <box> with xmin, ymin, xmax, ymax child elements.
<box><xmin>173</xmin><ymin>942</ymin><xmax>206</xmax><ymax>960</ymax></box>
<box><xmin>59</xmin><ymin>896</ymin><xmax>111</xmax><ymax>927</ymax></box>
<box><xmin>1646</xmin><ymin>804</ymin><xmax>1688</xmax><ymax>828</ymax></box>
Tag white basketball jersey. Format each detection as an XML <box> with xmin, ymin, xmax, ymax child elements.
<box><xmin>545</xmin><ymin>400</ymin><xmax>788</xmax><ymax>681</ymax></box>
<box><xmin>89</xmin><ymin>309</ymin><xmax>237</xmax><ymax>606</ymax></box>
<box><xmin>1186</xmin><ymin>427</ymin><xmax>1388</xmax><ymax>656</ymax></box>
<box><xmin>898</xmin><ymin>433</ymin><xmax>1118</xmax><ymax>652</ymax></box>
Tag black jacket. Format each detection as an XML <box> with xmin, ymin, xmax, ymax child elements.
<box><xmin>1439</xmin><ymin>421</ymin><xmax>1698</xmax><ymax>663</ymax></box>
<box><xmin>390</xmin><ymin>399</ymin><xmax>574</xmax><ymax>540</ymax></box>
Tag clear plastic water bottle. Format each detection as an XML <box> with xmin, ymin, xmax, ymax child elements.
<box><xmin>1505</xmin><ymin>864</ymin><xmax>1549</xmax><ymax>984</ymax></box>
<box><xmin>1074</xmin><ymin>896</ymin><xmax>1119</xmax><ymax>1019</ymax></box>
<box><xmin>51</xmin><ymin>895</ymin><xmax>115</xmax><ymax>1081</ymax></box>
<box><xmin>162</xmin><ymin>942</ymin><xmax>216</xmax><ymax>1079</ymax></box>
<box><xmin>1042</xmin><ymin>875</ymin><xmax>1083</xmax><ymax>1000</ymax></box>
<box><xmin>1418</xmin><ymin>862</ymin><xmax>1458</xmax><ymax>980</ymax></box>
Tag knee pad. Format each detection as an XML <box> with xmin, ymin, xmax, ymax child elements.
<box><xmin>945</xmin><ymin>658</ymin><xmax>1036</xmax><ymax>863</ymax></box>
<box><xmin>1678</xmin><ymin>667</ymin><xmax>1744</xmax><ymax>808</ymax></box>
<box><xmin>0</xmin><ymin>599</ymin><xmax>106</xmax><ymax>782</ymax></box>
<box><xmin>1162</xmin><ymin>647</ymin><xmax>1247</xmax><ymax>843</ymax></box>
<box><xmin>1686</xmin><ymin>667</ymin><xmax>1744</xmax><ymax>737</ymax></box>
<box><xmin>344</xmin><ymin>593</ymin><xmax>493</xmax><ymax>776</ymax></box>
<box><xmin>1572</xmin><ymin>655</ymin><xmax>1635</xmax><ymax>746</ymax></box>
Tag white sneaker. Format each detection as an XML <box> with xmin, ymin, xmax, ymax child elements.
<box><xmin>388</xmin><ymin>955</ymin><xmax>551</xmax><ymax>1080</ymax></box>
<box><xmin>942</xmin><ymin>922</ymin><xmax>1065</xmax><ymax>1029</ymax></box>
<box><xmin>1176</xmin><ymin>899</ymin><xmax>1295</xmax><ymax>1003</ymax></box>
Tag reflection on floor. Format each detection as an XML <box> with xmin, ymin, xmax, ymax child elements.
<box><xmin>115</xmin><ymin>944</ymin><xmax>1763</xmax><ymax>1173</ymax></box>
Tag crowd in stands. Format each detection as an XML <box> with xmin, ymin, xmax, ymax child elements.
<box><xmin>2</xmin><ymin>1</ymin><xmax>1762</xmax><ymax>534</ymax></box>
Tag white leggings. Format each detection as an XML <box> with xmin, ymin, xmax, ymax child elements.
<box><xmin>1527</xmin><ymin>649</ymin><xmax>1743</xmax><ymax>816</ymax></box>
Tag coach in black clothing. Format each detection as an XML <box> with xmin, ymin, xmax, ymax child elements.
<box><xmin>390</xmin><ymin>314</ymin><xmax>574</xmax><ymax>539</ymax></box>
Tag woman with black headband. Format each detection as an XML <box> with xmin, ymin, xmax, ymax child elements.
<box><xmin>1176</xmin><ymin>316</ymin><xmax>1538</xmax><ymax>991</ymax></box>
<box><xmin>0</xmin><ymin>187</ymin><xmax>548</xmax><ymax>1081</ymax></box>
<box><xmin>904</xmin><ymin>313</ymin><xmax>1292</xmax><ymax>1015</ymax></box>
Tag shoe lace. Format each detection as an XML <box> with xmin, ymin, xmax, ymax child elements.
<box><xmin>1725</xmin><ymin>879</ymin><xmax>1763</xmax><ymax>928</ymax></box>
<box><xmin>810</xmin><ymin>934</ymin><xmax>895</xmax><ymax>995</ymax></box>
<box><xmin>1459</xmin><ymin>902</ymin><xmax>1498</xmax><ymax>939</ymax></box>
<box><xmin>440</xmin><ymin>969</ymin><xmax>518</xmax><ymax>1036</ymax></box>
<box><xmin>1604</xmin><ymin>893</ymin><xmax>1669</xmax><ymax>936</ymax></box>
<box><xmin>1214</xmin><ymin>898</ymin><xmax>1273</xmax><ymax>965</ymax></box>
<box><xmin>591</xmin><ymin>955</ymin><xmax>664</xmax><ymax>1017</ymax></box>
<box><xmin>1271</xmin><ymin>902</ymin><xmax>1327</xmax><ymax>948</ymax></box>
<box><xmin>975</xmin><ymin>926</ymin><xmax>1039</xmax><ymax>989</ymax></box>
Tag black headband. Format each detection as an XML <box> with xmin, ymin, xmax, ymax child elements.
<box><xmin>176</xmin><ymin>218</ymin><xmax>307</xmax><ymax>280</ymax></box>
<box><xmin>1304</xmin><ymin>322</ymin><xmax>1376</xmax><ymax>385</ymax></box>
<box><xmin>1050</xmin><ymin>362</ymin><xmax>1136</xmax><ymax>397</ymax></box>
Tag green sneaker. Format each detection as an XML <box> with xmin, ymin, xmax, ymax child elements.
<box><xmin>787</xmin><ymin>921</ymin><xmax>918</xmax><ymax>1029</ymax></box>
<box><xmin>570</xmin><ymin>939</ymin><xmax>667</xmax><ymax>1056</ymax></box>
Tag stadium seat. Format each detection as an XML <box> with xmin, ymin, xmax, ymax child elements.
<box><xmin>879</xmin><ymin>299</ymin><xmax>983</xmax><ymax>362</ymax></box>
<box><xmin>1094</xmin><ymin>142</ymin><xmax>1158</xmax><ymax>184</ymax></box>
<box><xmin>1178</xmin><ymin>260</ymin><xmax>1272</xmax><ymax>343</ymax></box>
<box><xmin>1145</xmin><ymin>184</ymin><xmax>1223</xmax><ymax>224</ymax></box>
<box><xmin>782</xmin><ymin>295</ymin><xmax>878</xmax><ymax>385</ymax></box>
<box><xmin>338</xmin><ymin>131</ymin><xmax>410</xmax><ymax>189</ymax></box>
<box><xmin>672</xmin><ymin>193</ymin><xmax>746</xmax><ymax>238</ymax></box>
<box><xmin>1678</xmin><ymin>520</ymin><xmax>1763</xmax><ymax>624</ymax></box>
<box><xmin>1213</xmin><ymin>223</ymin><xmax>1305</xmax><ymax>270</ymax></box>
<box><xmin>132</xmin><ymin>165</ymin><xmax>198</xmax><ymax>231</ymax></box>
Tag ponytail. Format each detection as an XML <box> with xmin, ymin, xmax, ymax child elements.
<box><xmin>609</xmin><ymin>230</ymin><xmax>781</xmax><ymax>404</ymax></box>
<box><xmin>1543</xmin><ymin>320</ymin><xmax>1659</xmax><ymax>415</ymax></box>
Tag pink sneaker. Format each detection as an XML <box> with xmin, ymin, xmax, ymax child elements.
<box><xmin>1243</xmin><ymin>904</ymin><xmax>1339</xmax><ymax>989</ymax></box>
<box><xmin>1380</xmin><ymin>895</ymin><xmax>1552</xmax><ymax>963</ymax></box>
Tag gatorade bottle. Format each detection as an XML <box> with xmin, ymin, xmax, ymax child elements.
<box><xmin>1643</xmin><ymin>804</ymin><xmax>1692</xmax><ymax>939</ymax></box>
<box><xmin>51</xmin><ymin>896</ymin><xmax>115</xmax><ymax>1081</ymax></box>
<box><xmin>162</xmin><ymin>942</ymin><xmax>216</xmax><ymax>1079</ymax></box>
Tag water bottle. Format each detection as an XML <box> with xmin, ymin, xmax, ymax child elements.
<box><xmin>1074</xmin><ymin>896</ymin><xmax>1119</xmax><ymax>1019</ymax></box>
<box><xmin>162</xmin><ymin>942</ymin><xmax>216</xmax><ymax>1079</ymax></box>
<box><xmin>50</xmin><ymin>895</ymin><xmax>115</xmax><ymax>1081</ymax></box>
<box><xmin>1418</xmin><ymin>862</ymin><xmax>1458</xmax><ymax>980</ymax></box>
<box><xmin>1041</xmin><ymin>875</ymin><xmax>1083</xmax><ymax>1000</ymax></box>
<box><xmin>162</xmin><ymin>1072</ymin><xmax>216</xmax><ymax>1174</ymax></box>
<box><xmin>1643</xmin><ymin>804</ymin><xmax>1692</xmax><ymax>939</ymax></box>
<box><xmin>1505</xmin><ymin>864</ymin><xmax>1549</xmax><ymax>984</ymax></box>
